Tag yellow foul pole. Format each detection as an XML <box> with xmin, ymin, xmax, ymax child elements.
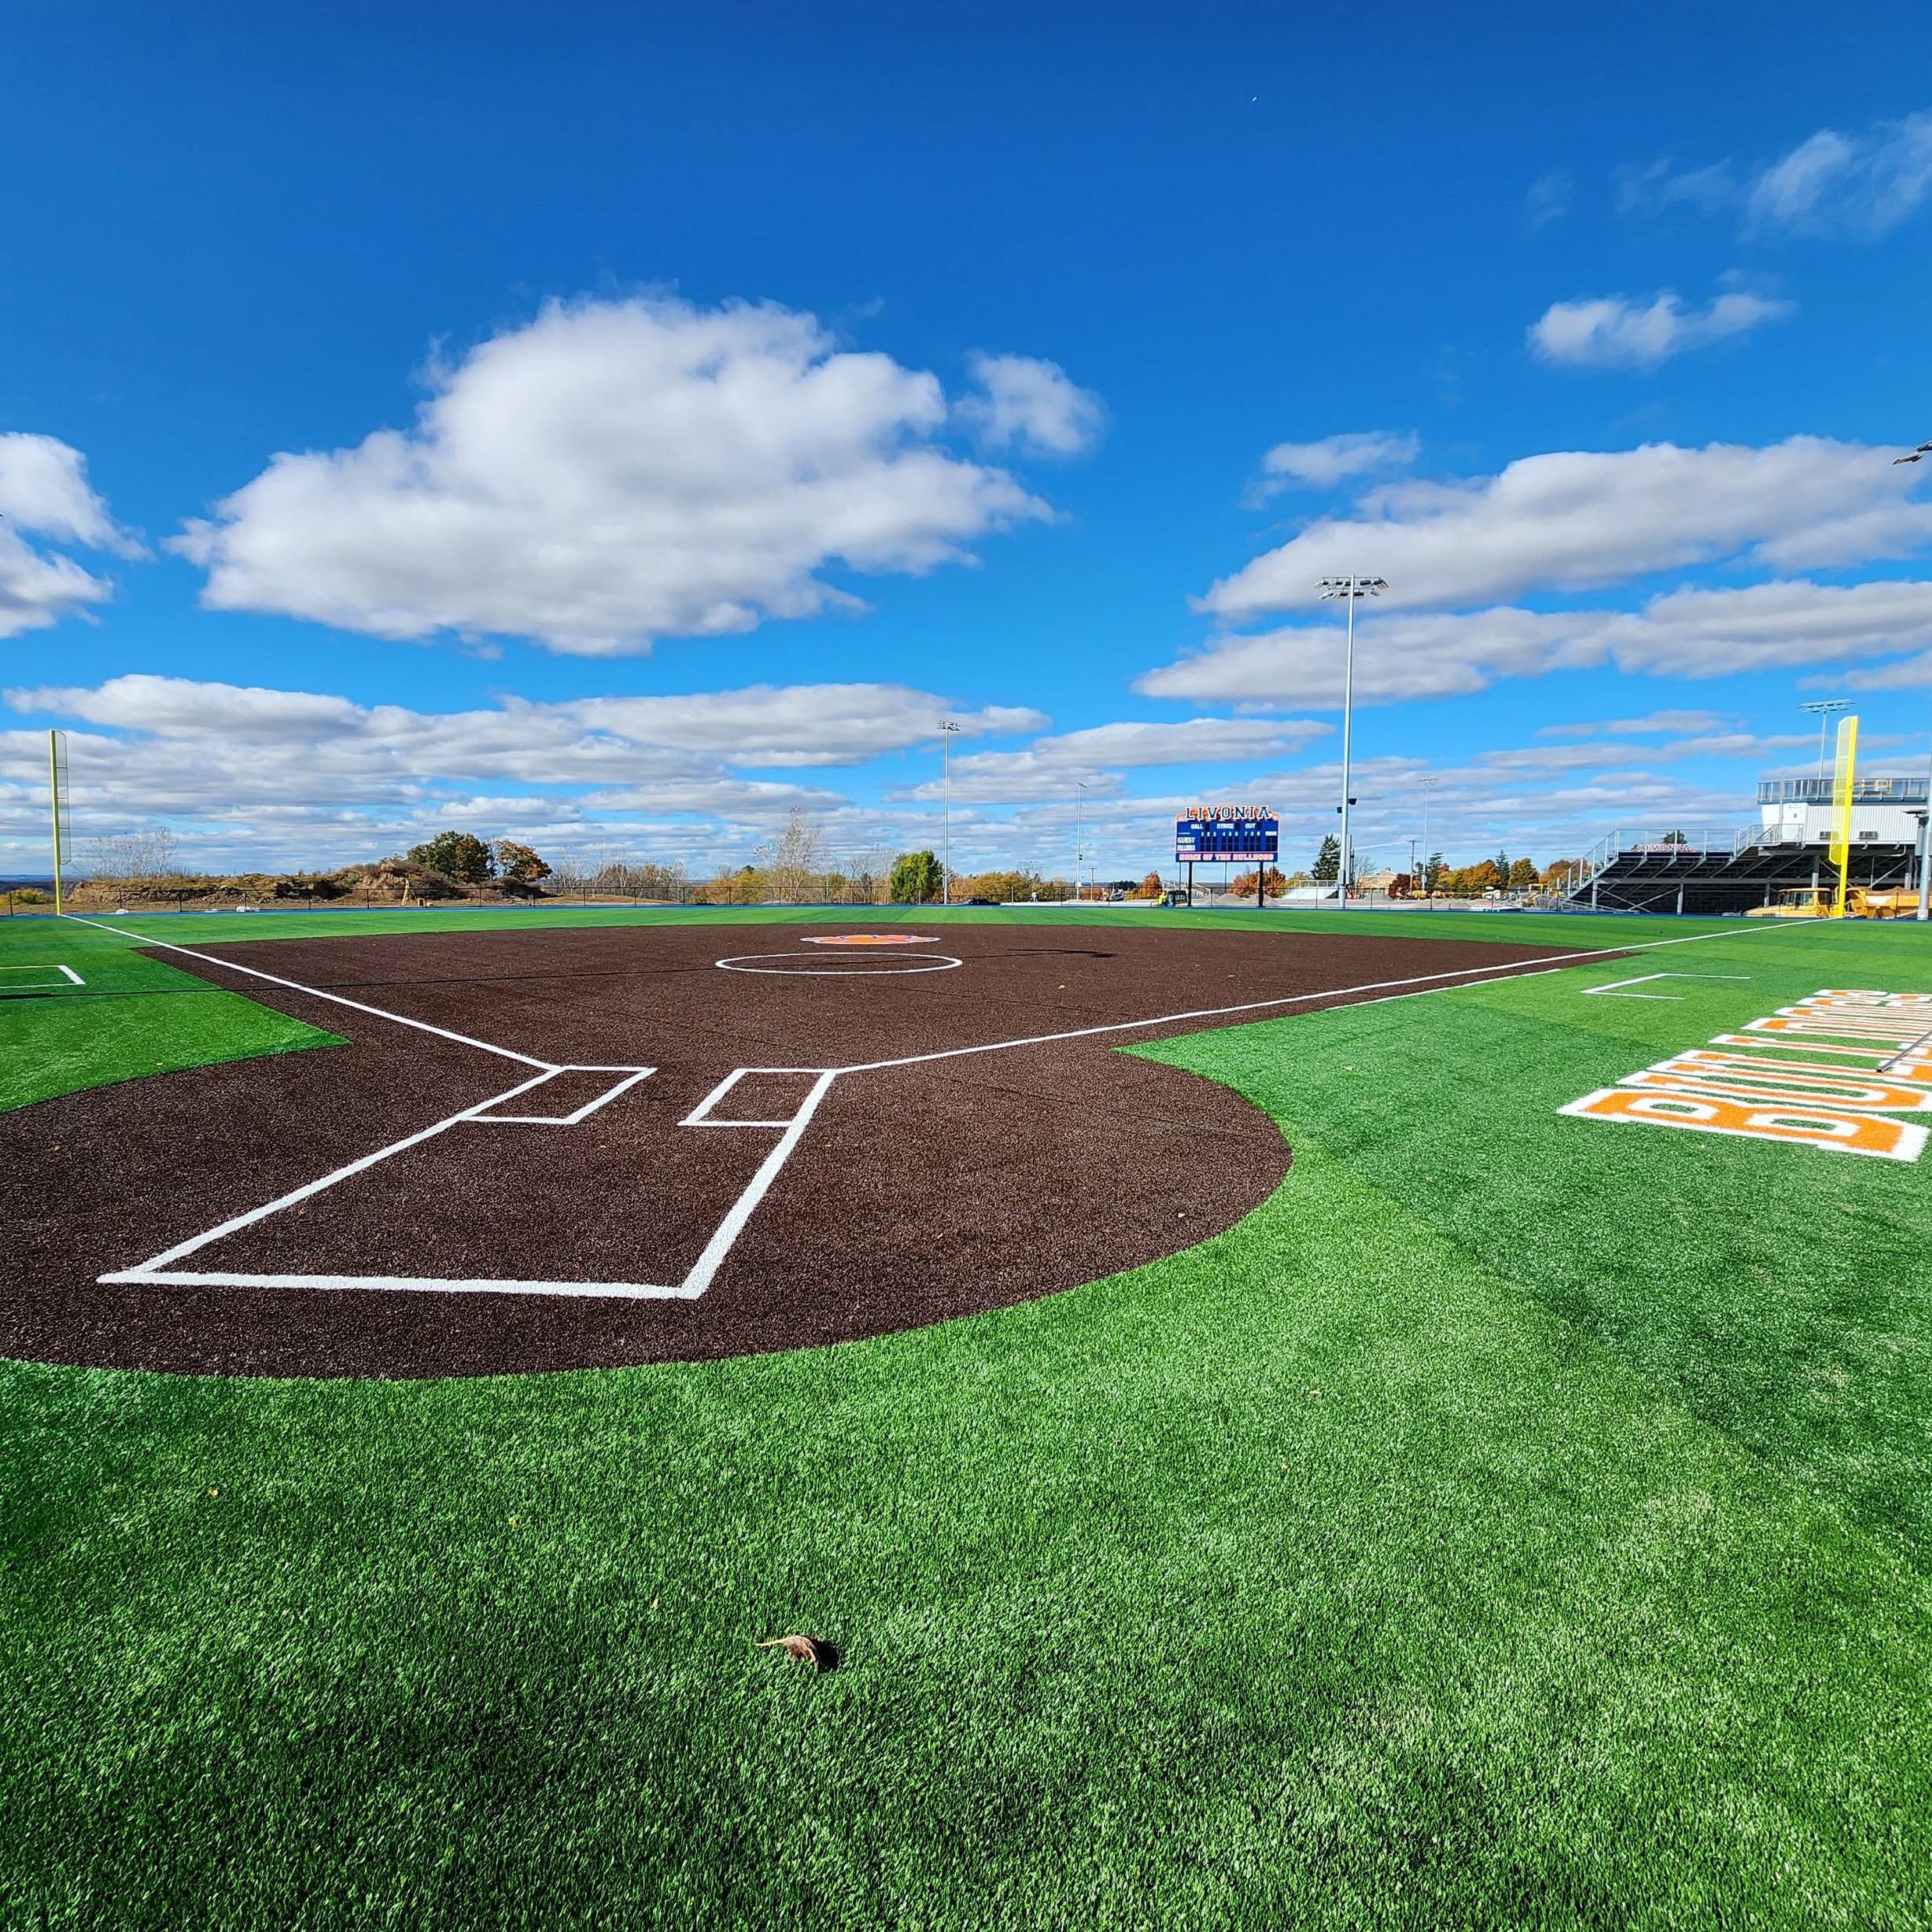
<box><xmin>1828</xmin><ymin>714</ymin><xmax>1858</xmax><ymax>918</ymax></box>
<box><xmin>48</xmin><ymin>729</ymin><xmax>65</xmax><ymax>917</ymax></box>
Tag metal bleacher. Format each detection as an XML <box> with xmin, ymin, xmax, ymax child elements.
<box><xmin>1557</xmin><ymin>823</ymin><xmax>1919</xmax><ymax>917</ymax></box>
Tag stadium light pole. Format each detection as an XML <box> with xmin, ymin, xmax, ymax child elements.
<box><xmin>1800</xmin><ymin>699</ymin><xmax>1849</xmax><ymax>783</ymax></box>
<box><xmin>938</xmin><ymin>719</ymin><xmax>961</xmax><ymax>906</ymax></box>
<box><xmin>1317</xmin><ymin>576</ymin><xmax>1387</xmax><ymax>907</ymax></box>
<box><xmin>1074</xmin><ymin>780</ymin><xmax>1091</xmax><ymax>904</ymax></box>
<box><xmin>1418</xmin><ymin>773</ymin><xmax>1439</xmax><ymax>905</ymax></box>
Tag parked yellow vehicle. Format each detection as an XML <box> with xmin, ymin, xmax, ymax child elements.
<box><xmin>1747</xmin><ymin>886</ymin><xmax>1917</xmax><ymax>918</ymax></box>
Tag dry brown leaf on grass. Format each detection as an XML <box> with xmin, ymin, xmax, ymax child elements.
<box><xmin>758</xmin><ymin>1633</ymin><xmax>836</xmax><ymax>1671</ymax></box>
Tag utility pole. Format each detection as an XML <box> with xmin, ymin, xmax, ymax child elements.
<box><xmin>938</xmin><ymin>719</ymin><xmax>961</xmax><ymax>906</ymax></box>
<box><xmin>1317</xmin><ymin>576</ymin><xmax>1386</xmax><ymax>907</ymax></box>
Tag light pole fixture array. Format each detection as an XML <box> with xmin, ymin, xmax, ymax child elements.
<box><xmin>1316</xmin><ymin>576</ymin><xmax>1387</xmax><ymax>905</ymax></box>
<box><xmin>1799</xmin><ymin>699</ymin><xmax>1850</xmax><ymax>783</ymax></box>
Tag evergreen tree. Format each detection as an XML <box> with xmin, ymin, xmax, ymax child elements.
<box><xmin>1311</xmin><ymin>834</ymin><xmax>1341</xmax><ymax>883</ymax></box>
<box><xmin>888</xmin><ymin>850</ymin><xmax>943</xmax><ymax>904</ymax></box>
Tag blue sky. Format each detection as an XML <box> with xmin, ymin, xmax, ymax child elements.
<box><xmin>5</xmin><ymin>0</ymin><xmax>1932</xmax><ymax>883</ymax></box>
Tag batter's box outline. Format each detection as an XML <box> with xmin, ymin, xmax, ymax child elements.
<box><xmin>98</xmin><ymin>1064</ymin><xmax>843</xmax><ymax>1302</ymax></box>
<box><xmin>471</xmin><ymin>1064</ymin><xmax>656</xmax><ymax>1125</ymax></box>
<box><xmin>0</xmin><ymin>962</ymin><xmax>84</xmax><ymax>992</ymax></box>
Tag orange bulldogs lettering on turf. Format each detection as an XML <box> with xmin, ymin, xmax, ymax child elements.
<box><xmin>1628</xmin><ymin>1051</ymin><xmax>1932</xmax><ymax>1113</ymax></box>
<box><xmin>1561</xmin><ymin>986</ymin><xmax>1932</xmax><ymax>1161</ymax></box>
<box><xmin>1561</xmin><ymin>1088</ymin><xmax>1927</xmax><ymax>1161</ymax></box>
<box><xmin>1706</xmin><ymin>1035</ymin><xmax>1932</xmax><ymax>1079</ymax></box>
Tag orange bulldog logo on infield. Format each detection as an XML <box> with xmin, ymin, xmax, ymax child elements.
<box><xmin>1562</xmin><ymin>988</ymin><xmax>1932</xmax><ymax>1162</ymax></box>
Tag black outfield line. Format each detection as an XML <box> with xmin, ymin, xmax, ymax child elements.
<box><xmin>2</xmin><ymin>922</ymin><xmax>1590</xmax><ymax>1379</ymax></box>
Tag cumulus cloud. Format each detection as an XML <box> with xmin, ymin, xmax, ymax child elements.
<box><xmin>1529</xmin><ymin>289</ymin><xmax>1792</xmax><ymax>368</ymax></box>
<box><xmin>1251</xmin><ymin>431</ymin><xmax>1419</xmax><ymax>497</ymax></box>
<box><xmin>893</xmin><ymin>716</ymin><xmax>1330</xmax><ymax>802</ymax></box>
<box><xmin>1196</xmin><ymin>436</ymin><xmax>1932</xmax><ymax>622</ymax></box>
<box><xmin>0</xmin><ymin>673</ymin><xmax>1045</xmax><ymax>868</ymax></box>
<box><xmin>1141</xmin><ymin>578</ymin><xmax>1932</xmax><ymax>708</ymax></box>
<box><xmin>957</xmin><ymin>353</ymin><xmax>1105</xmax><ymax>456</ymax></box>
<box><xmin>1624</xmin><ymin>112</ymin><xmax>1932</xmax><ymax>240</ymax></box>
<box><xmin>172</xmin><ymin>297</ymin><xmax>1072</xmax><ymax>655</ymax></box>
<box><xmin>0</xmin><ymin>432</ymin><xmax>143</xmax><ymax>641</ymax></box>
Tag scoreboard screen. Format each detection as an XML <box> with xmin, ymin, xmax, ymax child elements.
<box><xmin>1175</xmin><ymin>807</ymin><xmax>1278</xmax><ymax>864</ymax></box>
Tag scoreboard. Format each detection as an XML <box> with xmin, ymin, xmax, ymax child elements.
<box><xmin>1175</xmin><ymin>805</ymin><xmax>1278</xmax><ymax>864</ymax></box>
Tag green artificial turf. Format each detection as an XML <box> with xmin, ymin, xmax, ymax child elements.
<box><xmin>5</xmin><ymin>911</ymin><xmax>1932</xmax><ymax>1927</ymax></box>
<box><xmin>0</xmin><ymin>917</ymin><xmax>340</xmax><ymax>1113</ymax></box>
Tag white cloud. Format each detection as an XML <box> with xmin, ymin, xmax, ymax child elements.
<box><xmin>0</xmin><ymin>432</ymin><xmax>143</xmax><ymax>641</ymax></box>
<box><xmin>1523</xmin><ymin>172</ymin><xmax>1573</xmax><ymax>229</ymax></box>
<box><xmin>172</xmin><ymin>297</ymin><xmax>1065</xmax><ymax>656</ymax></box>
<box><xmin>0</xmin><ymin>673</ymin><xmax>1046</xmax><ymax>869</ymax></box>
<box><xmin>1529</xmin><ymin>289</ymin><xmax>1792</xmax><ymax>369</ymax></box>
<box><xmin>1746</xmin><ymin>113</ymin><xmax>1932</xmax><ymax>237</ymax></box>
<box><xmin>1252</xmin><ymin>431</ymin><xmax>1419</xmax><ymax>495</ymax></box>
<box><xmin>957</xmin><ymin>353</ymin><xmax>1105</xmax><ymax>456</ymax></box>
<box><xmin>1624</xmin><ymin>112</ymin><xmax>1932</xmax><ymax>240</ymax></box>
<box><xmin>893</xmin><ymin>716</ymin><xmax>1331</xmax><ymax>803</ymax></box>
<box><xmin>1538</xmin><ymin>709</ymin><xmax>1732</xmax><ymax>740</ymax></box>
<box><xmin>1142</xmin><ymin>578</ymin><xmax>1932</xmax><ymax>708</ymax></box>
<box><xmin>1197</xmin><ymin>436</ymin><xmax>1932</xmax><ymax>621</ymax></box>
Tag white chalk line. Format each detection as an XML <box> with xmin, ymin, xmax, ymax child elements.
<box><xmin>831</xmin><ymin>922</ymin><xmax>1802</xmax><ymax>1075</ymax></box>
<box><xmin>0</xmin><ymin>961</ymin><xmax>83</xmax><ymax>986</ymax></box>
<box><xmin>63</xmin><ymin>914</ymin><xmax>551</xmax><ymax>1068</ymax></box>
<box><xmin>80</xmin><ymin>911</ymin><xmax>1811</xmax><ymax>1302</ymax></box>
<box><xmin>1581</xmin><ymin>971</ymin><xmax>1753</xmax><ymax>1000</ymax></box>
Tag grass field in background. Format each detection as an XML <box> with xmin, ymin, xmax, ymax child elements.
<box><xmin>0</xmin><ymin>918</ymin><xmax>340</xmax><ymax>1113</ymax></box>
<box><xmin>5</xmin><ymin>910</ymin><xmax>1931</xmax><ymax>1927</ymax></box>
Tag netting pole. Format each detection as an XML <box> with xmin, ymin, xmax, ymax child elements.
<box><xmin>48</xmin><ymin>729</ymin><xmax>66</xmax><ymax>918</ymax></box>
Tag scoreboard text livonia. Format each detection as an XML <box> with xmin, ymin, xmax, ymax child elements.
<box><xmin>1174</xmin><ymin>805</ymin><xmax>1279</xmax><ymax>865</ymax></box>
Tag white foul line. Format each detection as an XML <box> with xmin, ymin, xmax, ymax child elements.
<box><xmin>100</xmin><ymin>1067</ymin><xmax>564</xmax><ymax>1281</ymax></box>
<box><xmin>64</xmin><ymin>913</ymin><xmax>551</xmax><ymax>1069</ymax></box>
<box><xmin>832</xmin><ymin>922</ymin><xmax>1804</xmax><ymax>1075</ymax></box>
<box><xmin>82</xmin><ymin>910</ymin><xmax>1813</xmax><ymax>1302</ymax></box>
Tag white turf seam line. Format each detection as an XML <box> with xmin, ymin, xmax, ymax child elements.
<box><xmin>62</xmin><ymin>914</ymin><xmax>550</xmax><ymax>1069</ymax></box>
<box><xmin>832</xmin><ymin>923</ymin><xmax>1803</xmax><ymax>1076</ymax></box>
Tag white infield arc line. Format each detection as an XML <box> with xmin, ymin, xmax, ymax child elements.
<box><xmin>73</xmin><ymin>912</ymin><xmax>1811</xmax><ymax>1302</ymax></box>
<box><xmin>716</xmin><ymin>951</ymin><xmax>963</xmax><ymax>976</ymax></box>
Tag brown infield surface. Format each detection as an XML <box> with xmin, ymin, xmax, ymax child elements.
<box><xmin>1</xmin><ymin>919</ymin><xmax>1597</xmax><ymax>1379</ymax></box>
